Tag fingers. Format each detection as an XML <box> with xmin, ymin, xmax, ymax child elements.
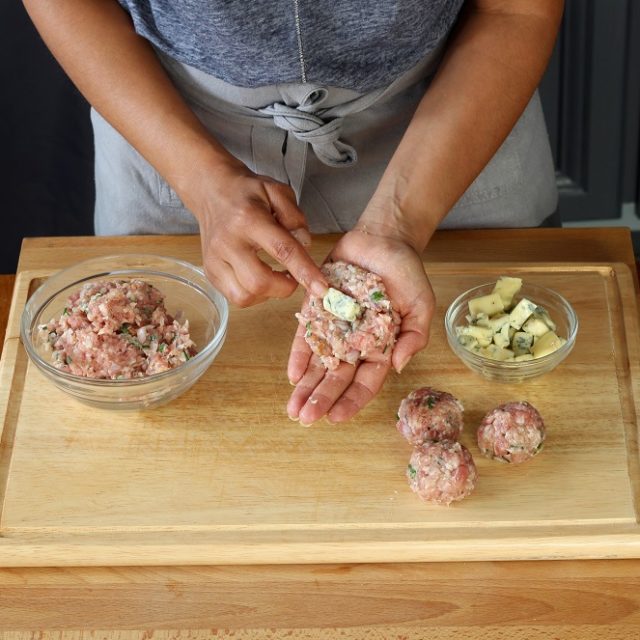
<box><xmin>202</xmin><ymin>257</ymin><xmax>258</xmax><ymax>308</ymax></box>
<box><xmin>287</xmin><ymin>357</ymin><xmax>391</xmax><ymax>427</ymax></box>
<box><xmin>198</xmin><ymin>173</ymin><xmax>325</xmax><ymax>307</ymax></box>
<box><xmin>265</xmin><ymin>182</ymin><xmax>312</xmax><ymax>247</ymax></box>
<box><xmin>286</xmin><ymin>355</ymin><xmax>330</xmax><ymax>421</ymax></box>
<box><xmin>264</xmin><ymin>183</ymin><xmax>307</xmax><ymax>229</ymax></box>
<box><xmin>232</xmin><ymin>251</ymin><xmax>299</xmax><ymax>302</ymax></box>
<box><xmin>252</xmin><ymin>219</ymin><xmax>328</xmax><ymax>298</ymax></box>
<box><xmin>289</xmin><ymin>227</ymin><xmax>312</xmax><ymax>247</ymax></box>
<box><xmin>287</xmin><ymin>323</ymin><xmax>313</xmax><ymax>384</ymax></box>
<box><xmin>287</xmin><ymin>358</ymin><xmax>357</xmax><ymax>426</ymax></box>
<box><xmin>326</xmin><ymin>359</ymin><xmax>391</xmax><ymax>424</ymax></box>
<box><xmin>391</xmin><ymin>292</ymin><xmax>434</xmax><ymax>373</ymax></box>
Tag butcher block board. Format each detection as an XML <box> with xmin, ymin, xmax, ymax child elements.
<box><xmin>0</xmin><ymin>261</ymin><xmax>639</xmax><ymax>567</ymax></box>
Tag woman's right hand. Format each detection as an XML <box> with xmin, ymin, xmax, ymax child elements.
<box><xmin>186</xmin><ymin>158</ymin><xmax>328</xmax><ymax>307</ymax></box>
<box><xmin>21</xmin><ymin>0</ymin><xmax>326</xmax><ymax>308</ymax></box>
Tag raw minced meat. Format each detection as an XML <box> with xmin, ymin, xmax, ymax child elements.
<box><xmin>477</xmin><ymin>401</ymin><xmax>545</xmax><ymax>464</ymax></box>
<box><xmin>407</xmin><ymin>440</ymin><xmax>478</xmax><ymax>506</ymax></box>
<box><xmin>296</xmin><ymin>261</ymin><xmax>401</xmax><ymax>370</ymax></box>
<box><xmin>37</xmin><ymin>279</ymin><xmax>197</xmax><ymax>379</ymax></box>
<box><xmin>396</xmin><ymin>387</ymin><xmax>464</xmax><ymax>445</ymax></box>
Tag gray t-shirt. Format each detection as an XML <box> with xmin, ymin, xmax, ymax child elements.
<box><xmin>118</xmin><ymin>0</ymin><xmax>464</xmax><ymax>92</ymax></box>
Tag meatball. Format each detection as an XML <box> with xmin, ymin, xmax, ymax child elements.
<box><xmin>477</xmin><ymin>401</ymin><xmax>545</xmax><ymax>464</ymax></box>
<box><xmin>396</xmin><ymin>387</ymin><xmax>464</xmax><ymax>445</ymax></box>
<box><xmin>407</xmin><ymin>440</ymin><xmax>478</xmax><ymax>505</ymax></box>
<box><xmin>295</xmin><ymin>261</ymin><xmax>400</xmax><ymax>370</ymax></box>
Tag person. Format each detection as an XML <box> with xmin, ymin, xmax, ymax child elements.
<box><xmin>23</xmin><ymin>0</ymin><xmax>563</xmax><ymax>425</ymax></box>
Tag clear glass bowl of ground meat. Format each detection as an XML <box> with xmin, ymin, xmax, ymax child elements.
<box><xmin>21</xmin><ymin>254</ymin><xmax>228</xmax><ymax>409</ymax></box>
<box><xmin>445</xmin><ymin>279</ymin><xmax>578</xmax><ymax>383</ymax></box>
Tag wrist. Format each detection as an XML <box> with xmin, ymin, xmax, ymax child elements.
<box><xmin>166</xmin><ymin>138</ymin><xmax>245</xmax><ymax>220</ymax></box>
<box><xmin>357</xmin><ymin>186</ymin><xmax>441</xmax><ymax>254</ymax></box>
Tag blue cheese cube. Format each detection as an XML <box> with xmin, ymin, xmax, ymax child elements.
<box><xmin>493</xmin><ymin>322</ymin><xmax>512</xmax><ymax>349</ymax></box>
<box><xmin>468</xmin><ymin>292</ymin><xmax>505</xmax><ymax>318</ymax></box>
<box><xmin>481</xmin><ymin>344</ymin><xmax>515</xmax><ymax>361</ymax></box>
<box><xmin>456</xmin><ymin>325</ymin><xmax>494</xmax><ymax>347</ymax></box>
<box><xmin>492</xmin><ymin>276</ymin><xmax>523</xmax><ymax>308</ymax></box>
<box><xmin>522</xmin><ymin>315</ymin><xmax>551</xmax><ymax>338</ymax></box>
<box><xmin>508</xmin><ymin>298</ymin><xmax>537</xmax><ymax>330</ymax></box>
<box><xmin>535</xmin><ymin>306</ymin><xmax>557</xmax><ymax>332</ymax></box>
<box><xmin>512</xmin><ymin>331</ymin><xmax>533</xmax><ymax>356</ymax></box>
<box><xmin>323</xmin><ymin>287</ymin><xmax>362</xmax><ymax>322</ymax></box>
<box><xmin>457</xmin><ymin>334</ymin><xmax>480</xmax><ymax>352</ymax></box>
<box><xmin>531</xmin><ymin>331</ymin><xmax>566</xmax><ymax>358</ymax></box>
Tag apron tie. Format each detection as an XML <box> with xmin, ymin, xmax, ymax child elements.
<box><xmin>258</xmin><ymin>103</ymin><xmax>357</xmax><ymax>167</ymax></box>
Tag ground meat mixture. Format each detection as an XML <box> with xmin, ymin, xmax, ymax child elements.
<box><xmin>477</xmin><ymin>401</ymin><xmax>545</xmax><ymax>464</ymax></box>
<box><xmin>407</xmin><ymin>440</ymin><xmax>478</xmax><ymax>506</ymax></box>
<box><xmin>396</xmin><ymin>387</ymin><xmax>464</xmax><ymax>445</ymax></box>
<box><xmin>38</xmin><ymin>279</ymin><xmax>197</xmax><ymax>379</ymax></box>
<box><xmin>296</xmin><ymin>261</ymin><xmax>401</xmax><ymax>370</ymax></box>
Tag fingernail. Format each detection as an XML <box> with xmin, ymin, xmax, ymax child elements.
<box><xmin>288</xmin><ymin>379</ymin><xmax>296</xmax><ymax>386</ymax></box>
<box><xmin>299</xmin><ymin>420</ymin><xmax>313</xmax><ymax>428</ymax></box>
<box><xmin>290</xmin><ymin>228</ymin><xmax>312</xmax><ymax>247</ymax></box>
<box><xmin>288</xmin><ymin>414</ymin><xmax>299</xmax><ymax>422</ymax></box>
<box><xmin>311</xmin><ymin>281</ymin><xmax>328</xmax><ymax>298</ymax></box>
<box><xmin>396</xmin><ymin>356</ymin><xmax>410</xmax><ymax>374</ymax></box>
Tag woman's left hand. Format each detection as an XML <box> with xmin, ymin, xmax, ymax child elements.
<box><xmin>286</xmin><ymin>227</ymin><xmax>435</xmax><ymax>425</ymax></box>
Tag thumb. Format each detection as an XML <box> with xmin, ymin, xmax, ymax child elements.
<box><xmin>391</xmin><ymin>296</ymin><xmax>433</xmax><ymax>373</ymax></box>
<box><xmin>265</xmin><ymin>182</ymin><xmax>311</xmax><ymax>243</ymax></box>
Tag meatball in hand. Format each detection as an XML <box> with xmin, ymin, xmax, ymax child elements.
<box><xmin>287</xmin><ymin>228</ymin><xmax>435</xmax><ymax>426</ymax></box>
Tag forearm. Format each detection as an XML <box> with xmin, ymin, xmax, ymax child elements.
<box><xmin>357</xmin><ymin>0</ymin><xmax>564</xmax><ymax>251</ymax></box>
<box><xmin>22</xmin><ymin>0</ymin><xmax>237</xmax><ymax>218</ymax></box>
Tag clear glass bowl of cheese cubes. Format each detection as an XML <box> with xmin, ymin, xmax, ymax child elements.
<box><xmin>445</xmin><ymin>276</ymin><xmax>578</xmax><ymax>383</ymax></box>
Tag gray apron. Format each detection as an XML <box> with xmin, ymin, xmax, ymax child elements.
<box><xmin>93</xmin><ymin>43</ymin><xmax>557</xmax><ymax>236</ymax></box>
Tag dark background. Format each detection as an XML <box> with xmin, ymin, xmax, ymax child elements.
<box><xmin>1</xmin><ymin>0</ymin><xmax>639</xmax><ymax>274</ymax></box>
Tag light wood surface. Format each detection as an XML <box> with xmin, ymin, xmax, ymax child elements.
<box><xmin>0</xmin><ymin>274</ymin><xmax>16</xmax><ymax>358</ymax></box>
<box><xmin>1</xmin><ymin>229</ymin><xmax>640</xmax><ymax>637</ymax></box>
<box><xmin>1</xmin><ymin>263</ymin><xmax>639</xmax><ymax>566</ymax></box>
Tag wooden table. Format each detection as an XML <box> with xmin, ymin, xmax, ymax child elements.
<box><xmin>1</xmin><ymin>229</ymin><xmax>640</xmax><ymax>639</ymax></box>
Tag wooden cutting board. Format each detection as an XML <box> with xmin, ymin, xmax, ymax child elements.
<box><xmin>1</xmin><ymin>251</ymin><xmax>639</xmax><ymax>566</ymax></box>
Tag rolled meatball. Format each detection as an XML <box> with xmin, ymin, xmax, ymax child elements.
<box><xmin>407</xmin><ymin>440</ymin><xmax>478</xmax><ymax>506</ymax></box>
<box><xmin>396</xmin><ymin>387</ymin><xmax>464</xmax><ymax>445</ymax></box>
<box><xmin>477</xmin><ymin>401</ymin><xmax>545</xmax><ymax>464</ymax></box>
<box><xmin>295</xmin><ymin>261</ymin><xmax>400</xmax><ymax>370</ymax></box>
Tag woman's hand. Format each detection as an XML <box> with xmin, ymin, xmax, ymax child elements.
<box><xmin>21</xmin><ymin>0</ymin><xmax>327</xmax><ymax>308</ymax></box>
<box><xmin>286</xmin><ymin>226</ymin><xmax>435</xmax><ymax>425</ymax></box>
<box><xmin>189</xmin><ymin>159</ymin><xmax>328</xmax><ymax>307</ymax></box>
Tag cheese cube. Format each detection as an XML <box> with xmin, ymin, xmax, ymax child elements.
<box><xmin>522</xmin><ymin>315</ymin><xmax>551</xmax><ymax>338</ymax></box>
<box><xmin>492</xmin><ymin>276</ymin><xmax>523</xmax><ymax>308</ymax></box>
<box><xmin>456</xmin><ymin>325</ymin><xmax>494</xmax><ymax>347</ymax></box>
<box><xmin>457</xmin><ymin>334</ymin><xmax>480</xmax><ymax>352</ymax></box>
<box><xmin>468</xmin><ymin>292</ymin><xmax>504</xmax><ymax>318</ymax></box>
<box><xmin>323</xmin><ymin>287</ymin><xmax>362</xmax><ymax>322</ymax></box>
<box><xmin>493</xmin><ymin>330</ymin><xmax>510</xmax><ymax>349</ymax></box>
<box><xmin>512</xmin><ymin>331</ymin><xmax>533</xmax><ymax>356</ymax></box>
<box><xmin>535</xmin><ymin>305</ymin><xmax>557</xmax><ymax>331</ymax></box>
<box><xmin>483</xmin><ymin>313</ymin><xmax>511</xmax><ymax>333</ymax></box>
<box><xmin>481</xmin><ymin>344</ymin><xmax>515</xmax><ymax>361</ymax></box>
<box><xmin>531</xmin><ymin>331</ymin><xmax>567</xmax><ymax>358</ymax></box>
<box><xmin>509</xmin><ymin>298</ymin><xmax>537</xmax><ymax>330</ymax></box>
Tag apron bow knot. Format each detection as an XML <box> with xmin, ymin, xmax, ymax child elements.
<box><xmin>259</xmin><ymin>102</ymin><xmax>357</xmax><ymax>167</ymax></box>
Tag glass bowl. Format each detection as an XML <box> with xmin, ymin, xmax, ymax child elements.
<box><xmin>444</xmin><ymin>281</ymin><xmax>578</xmax><ymax>383</ymax></box>
<box><xmin>20</xmin><ymin>254</ymin><xmax>228</xmax><ymax>409</ymax></box>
